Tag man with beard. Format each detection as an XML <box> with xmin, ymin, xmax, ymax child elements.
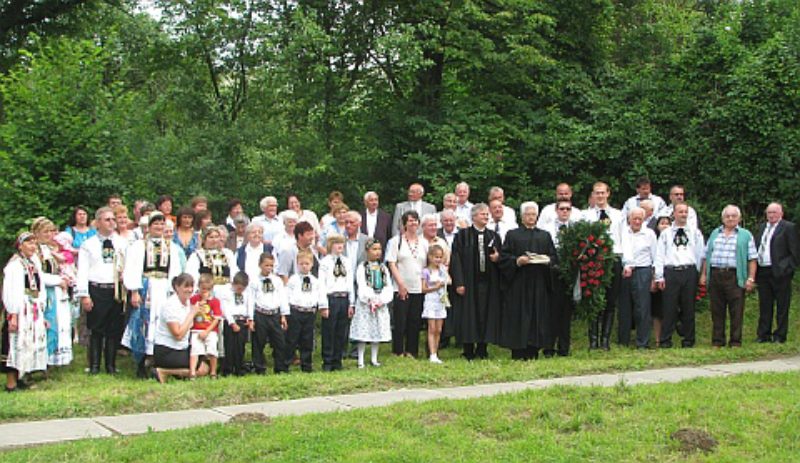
<box><xmin>449</xmin><ymin>203</ymin><xmax>502</xmax><ymax>360</ymax></box>
<box><xmin>499</xmin><ymin>202</ymin><xmax>558</xmax><ymax>360</ymax></box>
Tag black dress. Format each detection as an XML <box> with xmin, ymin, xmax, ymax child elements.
<box><xmin>498</xmin><ymin>226</ymin><xmax>558</xmax><ymax>350</ymax></box>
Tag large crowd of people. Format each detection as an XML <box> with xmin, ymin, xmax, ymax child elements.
<box><xmin>2</xmin><ymin>179</ymin><xmax>798</xmax><ymax>390</ymax></box>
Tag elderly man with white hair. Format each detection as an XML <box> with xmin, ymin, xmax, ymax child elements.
<box><xmin>498</xmin><ymin>201</ymin><xmax>557</xmax><ymax>360</ymax></box>
<box><xmin>454</xmin><ymin>182</ymin><xmax>474</xmax><ymax>226</ymax></box>
<box><xmin>392</xmin><ymin>183</ymin><xmax>436</xmax><ymax>236</ymax></box>
<box><xmin>235</xmin><ymin>222</ymin><xmax>273</xmax><ymax>283</ymax></box>
<box><xmin>450</xmin><ymin>203</ymin><xmax>503</xmax><ymax>360</ymax></box>
<box><xmin>359</xmin><ymin>191</ymin><xmax>393</xmax><ymax>252</ymax></box>
<box><xmin>617</xmin><ymin>207</ymin><xmax>657</xmax><ymax>349</ymax></box>
<box><xmin>700</xmin><ymin>205</ymin><xmax>757</xmax><ymax>348</ymax></box>
<box><xmin>252</xmin><ymin>196</ymin><xmax>282</xmax><ymax>246</ymax></box>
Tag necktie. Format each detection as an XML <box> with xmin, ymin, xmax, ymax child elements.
<box><xmin>102</xmin><ymin>238</ymin><xmax>115</xmax><ymax>263</ymax></box>
<box><xmin>334</xmin><ymin>256</ymin><xmax>346</xmax><ymax>277</ymax></box>
<box><xmin>302</xmin><ymin>276</ymin><xmax>311</xmax><ymax>292</ymax></box>
<box><xmin>759</xmin><ymin>224</ymin><xmax>773</xmax><ymax>264</ymax></box>
<box><xmin>599</xmin><ymin>209</ymin><xmax>610</xmax><ymax>225</ymax></box>
<box><xmin>558</xmin><ymin>223</ymin><xmax>566</xmax><ymax>232</ymax></box>
<box><xmin>262</xmin><ymin>278</ymin><xmax>274</xmax><ymax>293</ymax></box>
<box><xmin>673</xmin><ymin>228</ymin><xmax>688</xmax><ymax>248</ymax></box>
<box><xmin>478</xmin><ymin>231</ymin><xmax>486</xmax><ymax>272</ymax></box>
<box><xmin>494</xmin><ymin>222</ymin><xmax>500</xmax><ymax>234</ymax></box>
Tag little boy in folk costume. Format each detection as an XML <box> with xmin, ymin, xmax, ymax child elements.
<box><xmin>318</xmin><ymin>234</ymin><xmax>355</xmax><ymax>371</ymax></box>
<box><xmin>249</xmin><ymin>253</ymin><xmax>289</xmax><ymax>375</ymax></box>
<box><xmin>189</xmin><ymin>273</ymin><xmax>223</xmax><ymax>378</ymax></box>
<box><xmin>284</xmin><ymin>250</ymin><xmax>326</xmax><ymax>372</ymax></box>
<box><xmin>218</xmin><ymin>271</ymin><xmax>254</xmax><ymax>376</ymax></box>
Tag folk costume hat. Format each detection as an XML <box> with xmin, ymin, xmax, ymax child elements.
<box><xmin>15</xmin><ymin>231</ymin><xmax>35</xmax><ymax>249</ymax></box>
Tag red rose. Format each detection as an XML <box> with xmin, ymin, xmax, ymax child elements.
<box><xmin>597</xmin><ymin>255</ymin><xmax>605</xmax><ymax>262</ymax></box>
<box><xmin>596</xmin><ymin>239</ymin><xmax>604</xmax><ymax>246</ymax></box>
<box><xmin>579</xmin><ymin>255</ymin><xmax>588</xmax><ymax>261</ymax></box>
<box><xmin>587</xmin><ymin>271</ymin><xmax>595</xmax><ymax>278</ymax></box>
<box><xmin>597</xmin><ymin>270</ymin><xmax>604</xmax><ymax>277</ymax></box>
<box><xmin>580</xmin><ymin>281</ymin><xmax>587</xmax><ymax>288</ymax></box>
<box><xmin>579</xmin><ymin>242</ymin><xmax>587</xmax><ymax>248</ymax></box>
<box><xmin>603</xmin><ymin>247</ymin><xmax>609</xmax><ymax>252</ymax></box>
<box><xmin>581</xmin><ymin>273</ymin><xmax>588</xmax><ymax>280</ymax></box>
<box><xmin>587</xmin><ymin>248</ymin><xmax>596</xmax><ymax>256</ymax></box>
<box><xmin>584</xmin><ymin>289</ymin><xmax>592</xmax><ymax>297</ymax></box>
<box><xmin>580</xmin><ymin>265</ymin><xmax>589</xmax><ymax>271</ymax></box>
<box><xmin>572</xmin><ymin>250</ymin><xmax>578</xmax><ymax>256</ymax></box>
<box><xmin>588</xmin><ymin>235</ymin><xmax>595</xmax><ymax>242</ymax></box>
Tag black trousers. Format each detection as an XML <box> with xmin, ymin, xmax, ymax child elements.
<box><xmin>546</xmin><ymin>276</ymin><xmax>573</xmax><ymax>356</ymax></box>
<box><xmin>321</xmin><ymin>296</ymin><xmax>350</xmax><ymax>370</ymax></box>
<box><xmin>223</xmin><ymin>319</ymin><xmax>251</xmax><ymax>376</ymax></box>
<box><xmin>392</xmin><ymin>293</ymin><xmax>423</xmax><ymax>357</ymax></box>
<box><xmin>660</xmin><ymin>267</ymin><xmax>698</xmax><ymax>347</ymax></box>
<box><xmin>87</xmin><ymin>285</ymin><xmax>125</xmax><ymax>338</ymax></box>
<box><xmin>284</xmin><ymin>309</ymin><xmax>315</xmax><ymax>372</ymax></box>
<box><xmin>756</xmin><ymin>266</ymin><xmax>793</xmax><ymax>343</ymax></box>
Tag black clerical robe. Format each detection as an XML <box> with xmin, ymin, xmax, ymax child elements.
<box><xmin>498</xmin><ymin>226</ymin><xmax>558</xmax><ymax>350</ymax></box>
<box><xmin>449</xmin><ymin>226</ymin><xmax>503</xmax><ymax>344</ymax></box>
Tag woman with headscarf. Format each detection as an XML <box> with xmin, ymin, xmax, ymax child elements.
<box><xmin>3</xmin><ymin>233</ymin><xmax>49</xmax><ymax>391</ymax></box>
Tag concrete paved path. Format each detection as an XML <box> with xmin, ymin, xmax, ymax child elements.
<box><xmin>1</xmin><ymin>356</ymin><xmax>798</xmax><ymax>450</ymax></box>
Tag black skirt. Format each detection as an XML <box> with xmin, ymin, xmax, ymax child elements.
<box><xmin>153</xmin><ymin>344</ymin><xmax>190</xmax><ymax>369</ymax></box>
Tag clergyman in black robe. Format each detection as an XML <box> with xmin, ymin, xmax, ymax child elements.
<box><xmin>498</xmin><ymin>202</ymin><xmax>558</xmax><ymax>360</ymax></box>
<box><xmin>450</xmin><ymin>204</ymin><xmax>503</xmax><ymax>360</ymax></box>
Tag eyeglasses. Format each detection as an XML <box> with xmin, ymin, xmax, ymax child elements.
<box><xmin>557</xmin><ymin>207</ymin><xmax>571</xmax><ymax>211</ymax></box>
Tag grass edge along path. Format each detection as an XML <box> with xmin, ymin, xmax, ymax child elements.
<box><xmin>2</xmin><ymin>371</ymin><xmax>799</xmax><ymax>462</ymax></box>
<box><xmin>3</xmin><ymin>301</ymin><xmax>800</xmax><ymax>424</ymax></box>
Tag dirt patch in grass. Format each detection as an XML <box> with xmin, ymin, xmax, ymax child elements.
<box><xmin>671</xmin><ymin>428</ymin><xmax>718</xmax><ymax>454</ymax></box>
<box><xmin>228</xmin><ymin>412</ymin><xmax>272</xmax><ymax>425</ymax></box>
<box><xmin>425</xmin><ymin>411</ymin><xmax>458</xmax><ymax>426</ymax></box>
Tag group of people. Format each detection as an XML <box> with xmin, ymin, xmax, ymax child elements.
<box><xmin>2</xmin><ymin>179</ymin><xmax>797</xmax><ymax>389</ymax></box>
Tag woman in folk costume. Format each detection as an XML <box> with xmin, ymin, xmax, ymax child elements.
<box><xmin>31</xmin><ymin>217</ymin><xmax>73</xmax><ymax>367</ymax></box>
<box><xmin>185</xmin><ymin>226</ymin><xmax>239</xmax><ymax>358</ymax></box>
<box><xmin>122</xmin><ymin>212</ymin><xmax>183</xmax><ymax>378</ymax></box>
<box><xmin>3</xmin><ymin>232</ymin><xmax>50</xmax><ymax>391</ymax></box>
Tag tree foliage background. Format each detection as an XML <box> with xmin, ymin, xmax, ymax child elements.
<box><xmin>1</xmin><ymin>0</ymin><xmax>799</xmax><ymax>255</ymax></box>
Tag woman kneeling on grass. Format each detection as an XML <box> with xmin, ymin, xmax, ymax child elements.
<box><xmin>152</xmin><ymin>273</ymin><xmax>209</xmax><ymax>383</ymax></box>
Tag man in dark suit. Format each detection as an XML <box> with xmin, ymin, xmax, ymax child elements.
<box><xmin>360</xmin><ymin>191</ymin><xmax>393</xmax><ymax>252</ymax></box>
<box><xmin>755</xmin><ymin>202</ymin><xmax>799</xmax><ymax>343</ymax></box>
<box><xmin>392</xmin><ymin>183</ymin><xmax>436</xmax><ymax>236</ymax></box>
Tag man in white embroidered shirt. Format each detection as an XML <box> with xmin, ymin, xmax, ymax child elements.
<box><xmin>654</xmin><ymin>203</ymin><xmax>705</xmax><ymax>348</ymax></box>
<box><xmin>618</xmin><ymin>207</ymin><xmax>657</xmax><ymax>349</ymax></box>
<box><xmin>581</xmin><ymin>181</ymin><xmax>624</xmax><ymax>350</ymax></box>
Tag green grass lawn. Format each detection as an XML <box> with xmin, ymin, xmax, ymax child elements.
<box><xmin>3</xmin><ymin>371</ymin><xmax>799</xmax><ymax>462</ymax></box>
<box><xmin>3</xmin><ymin>291</ymin><xmax>798</xmax><ymax>423</ymax></box>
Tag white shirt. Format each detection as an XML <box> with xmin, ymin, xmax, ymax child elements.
<box><xmin>235</xmin><ymin>243</ymin><xmax>264</xmax><ymax>284</ymax></box>
<box><xmin>217</xmin><ymin>285</ymin><xmax>255</xmax><ymax>323</ymax></box>
<box><xmin>539</xmin><ymin>203</ymin><xmax>582</xmax><ymax>230</ymax></box>
<box><xmin>286</xmin><ymin>273</ymin><xmax>327</xmax><ymax>309</ymax></box>
<box><xmin>252</xmin><ymin>214</ymin><xmax>282</xmax><ymax>243</ymax></box>
<box><xmin>653</xmin><ymin>225</ymin><xmax>705</xmax><ymax>281</ymax></box>
<box><xmin>621</xmin><ymin>194</ymin><xmax>667</xmax><ymax>221</ymax></box>
<box><xmin>487</xmin><ymin>216</ymin><xmax>518</xmax><ymax>242</ymax></box>
<box><xmin>249</xmin><ymin>274</ymin><xmax>289</xmax><ymax>316</ymax></box>
<box><xmin>441</xmin><ymin>229</ymin><xmax>458</xmax><ymax>249</ymax></box>
<box><xmin>455</xmin><ymin>201</ymin><xmax>474</xmax><ymax>225</ymax></box>
<box><xmin>365</xmin><ymin>210</ymin><xmax>378</xmax><ymax>237</ymax></box>
<box><xmin>318</xmin><ymin>254</ymin><xmax>355</xmax><ymax>306</ymax></box>
<box><xmin>271</xmin><ymin>231</ymin><xmax>294</xmax><ymax>261</ymax></box>
<box><xmin>154</xmin><ymin>294</ymin><xmax>191</xmax><ymax>350</ymax></box>
<box><xmin>582</xmin><ymin>206</ymin><xmax>625</xmax><ymax>254</ymax></box>
<box><xmin>546</xmin><ymin>220</ymin><xmax>573</xmax><ymax>248</ymax></box>
<box><xmin>503</xmin><ymin>205</ymin><xmax>517</xmax><ymax>226</ymax></box>
<box><xmin>758</xmin><ymin>221</ymin><xmax>779</xmax><ymax>266</ymax></box>
<box><xmin>621</xmin><ymin>226</ymin><xmax>657</xmax><ymax>268</ymax></box>
<box><xmin>385</xmin><ymin>235</ymin><xmax>428</xmax><ymax>294</ymax></box>
<box><xmin>345</xmin><ymin>238</ymin><xmax>361</xmax><ymax>275</ymax></box>
<box><xmin>76</xmin><ymin>233</ymin><xmax>128</xmax><ymax>297</ymax></box>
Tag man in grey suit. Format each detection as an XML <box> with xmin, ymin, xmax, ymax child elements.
<box><xmin>755</xmin><ymin>202</ymin><xmax>800</xmax><ymax>343</ymax></box>
<box><xmin>360</xmin><ymin>191</ymin><xmax>393</xmax><ymax>252</ymax></box>
<box><xmin>392</xmin><ymin>183</ymin><xmax>437</xmax><ymax>236</ymax></box>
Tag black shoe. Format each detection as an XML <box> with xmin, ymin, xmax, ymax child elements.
<box><xmin>756</xmin><ymin>338</ymin><xmax>771</xmax><ymax>344</ymax></box>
